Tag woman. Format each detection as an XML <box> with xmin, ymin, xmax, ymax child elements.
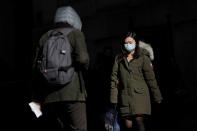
<box><xmin>110</xmin><ymin>32</ymin><xmax>163</xmax><ymax>131</ymax></box>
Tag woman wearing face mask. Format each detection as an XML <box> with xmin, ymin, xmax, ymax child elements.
<box><xmin>110</xmin><ymin>32</ymin><xmax>163</xmax><ymax>131</ymax></box>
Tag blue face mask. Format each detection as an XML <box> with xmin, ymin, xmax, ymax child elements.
<box><xmin>124</xmin><ymin>43</ymin><xmax>136</xmax><ymax>52</ymax></box>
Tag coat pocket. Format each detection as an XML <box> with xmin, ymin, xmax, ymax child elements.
<box><xmin>134</xmin><ymin>86</ymin><xmax>145</xmax><ymax>94</ymax></box>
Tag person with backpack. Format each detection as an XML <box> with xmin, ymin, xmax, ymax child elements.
<box><xmin>29</xmin><ymin>6</ymin><xmax>89</xmax><ymax>131</ymax></box>
<box><xmin>109</xmin><ymin>32</ymin><xmax>163</xmax><ymax>131</ymax></box>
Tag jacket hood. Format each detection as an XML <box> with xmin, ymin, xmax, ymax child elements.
<box><xmin>54</xmin><ymin>6</ymin><xmax>82</xmax><ymax>30</ymax></box>
<box><xmin>139</xmin><ymin>40</ymin><xmax>154</xmax><ymax>60</ymax></box>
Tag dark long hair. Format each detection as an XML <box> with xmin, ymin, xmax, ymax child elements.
<box><xmin>117</xmin><ymin>31</ymin><xmax>140</xmax><ymax>63</ymax></box>
<box><xmin>121</xmin><ymin>31</ymin><xmax>140</xmax><ymax>58</ymax></box>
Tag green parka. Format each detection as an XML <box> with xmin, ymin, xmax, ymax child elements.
<box><xmin>110</xmin><ymin>48</ymin><xmax>162</xmax><ymax>116</ymax></box>
<box><xmin>32</xmin><ymin>28</ymin><xmax>89</xmax><ymax>103</ymax></box>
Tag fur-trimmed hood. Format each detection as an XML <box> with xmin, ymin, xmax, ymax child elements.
<box><xmin>139</xmin><ymin>40</ymin><xmax>154</xmax><ymax>60</ymax></box>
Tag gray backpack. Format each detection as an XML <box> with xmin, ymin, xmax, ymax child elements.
<box><xmin>37</xmin><ymin>28</ymin><xmax>74</xmax><ymax>85</ymax></box>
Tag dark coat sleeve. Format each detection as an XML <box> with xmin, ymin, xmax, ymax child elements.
<box><xmin>67</xmin><ymin>30</ymin><xmax>89</xmax><ymax>71</ymax></box>
<box><xmin>142</xmin><ymin>55</ymin><xmax>163</xmax><ymax>102</ymax></box>
<box><xmin>110</xmin><ymin>56</ymin><xmax>119</xmax><ymax>104</ymax></box>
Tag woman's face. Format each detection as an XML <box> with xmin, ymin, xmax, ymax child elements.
<box><xmin>123</xmin><ymin>36</ymin><xmax>136</xmax><ymax>53</ymax></box>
